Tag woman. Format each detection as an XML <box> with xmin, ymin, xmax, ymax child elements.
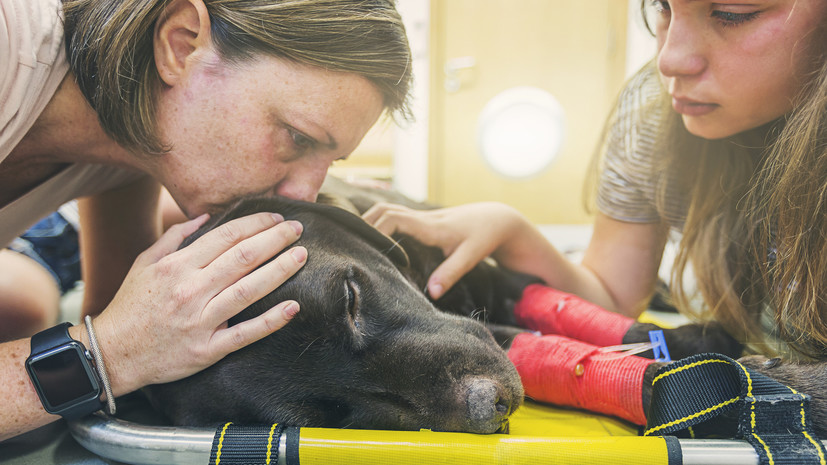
<box><xmin>0</xmin><ymin>0</ymin><xmax>411</xmax><ymax>440</ymax></box>
<box><xmin>366</xmin><ymin>0</ymin><xmax>826</xmax><ymax>359</ymax></box>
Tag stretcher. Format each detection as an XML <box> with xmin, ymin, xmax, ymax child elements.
<box><xmin>5</xmin><ymin>308</ymin><xmax>821</xmax><ymax>465</ymax></box>
<box><xmin>58</xmin><ymin>309</ymin><xmax>825</xmax><ymax>465</ymax></box>
<box><xmin>64</xmin><ymin>400</ymin><xmax>802</xmax><ymax>465</ymax></box>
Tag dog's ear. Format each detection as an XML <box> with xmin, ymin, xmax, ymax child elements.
<box><xmin>316</xmin><ymin>193</ymin><xmax>360</xmax><ymax>215</ymax></box>
<box><xmin>180</xmin><ymin>195</ymin><xmax>410</xmax><ymax>269</ymax></box>
<box><xmin>305</xmin><ymin>201</ymin><xmax>410</xmax><ymax>269</ymax></box>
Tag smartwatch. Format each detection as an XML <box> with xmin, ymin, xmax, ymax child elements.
<box><xmin>25</xmin><ymin>322</ymin><xmax>104</xmax><ymax>420</ymax></box>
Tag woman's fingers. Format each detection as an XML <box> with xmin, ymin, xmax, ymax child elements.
<box><xmin>211</xmin><ymin>299</ymin><xmax>301</xmax><ymax>356</ymax></box>
<box><xmin>205</xmin><ymin>246</ymin><xmax>307</xmax><ymax>326</ymax></box>
<box><xmin>364</xmin><ymin>201</ymin><xmax>526</xmax><ymax>301</ymax></box>
<box><xmin>92</xmin><ymin>210</ymin><xmax>310</xmax><ymax>391</ymax></box>
<box><xmin>362</xmin><ymin>202</ymin><xmax>416</xmax><ymax>235</ymax></box>
<box><xmin>183</xmin><ymin>212</ymin><xmax>289</xmax><ymax>268</ymax></box>
<box><xmin>199</xmin><ymin>219</ymin><xmax>303</xmax><ymax>292</ymax></box>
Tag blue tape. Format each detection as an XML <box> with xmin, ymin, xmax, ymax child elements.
<box><xmin>648</xmin><ymin>330</ymin><xmax>671</xmax><ymax>362</ymax></box>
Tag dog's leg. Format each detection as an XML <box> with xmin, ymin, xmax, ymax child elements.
<box><xmin>514</xmin><ymin>284</ymin><xmax>744</xmax><ymax>359</ymax></box>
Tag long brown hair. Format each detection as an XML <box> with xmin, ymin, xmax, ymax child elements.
<box><xmin>589</xmin><ymin>2</ymin><xmax>827</xmax><ymax>358</ymax></box>
<box><xmin>61</xmin><ymin>0</ymin><xmax>413</xmax><ymax>154</ymax></box>
<box><xmin>744</xmin><ymin>59</ymin><xmax>827</xmax><ymax>358</ymax></box>
<box><xmin>660</xmin><ymin>96</ymin><xmax>776</xmax><ymax>356</ymax></box>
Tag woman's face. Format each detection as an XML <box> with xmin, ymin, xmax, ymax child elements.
<box><xmin>653</xmin><ymin>0</ymin><xmax>825</xmax><ymax>139</ymax></box>
<box><xmin>153</xmin><ymin>53</ymin><xmax>384</xmax><ymax>217</ymax></box>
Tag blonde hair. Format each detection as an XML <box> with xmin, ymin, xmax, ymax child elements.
<box><xmin>589</xmin><ymin>3</ymin><xmax>827</xmax><ymax>358</ymax></box>
<box><xmin>61</xmin><ymin>0</ymin><xmax>413</xmax><ymax>154</ymax></box>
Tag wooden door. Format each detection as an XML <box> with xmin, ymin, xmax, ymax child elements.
<box><xmin>428</xmin><ymin>0</ymin><xmax>629</xmax><ymax>224</ymax></box>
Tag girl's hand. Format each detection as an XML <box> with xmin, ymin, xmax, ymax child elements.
<box><xmin>363</xmin><ymin>201</ymin><xmax>530</xmax><ymax>299</ymax></box>
<box><xmin>89</xmin><ymin>212</ymin><xmax>306</xmax><ymax>393</ymax></box>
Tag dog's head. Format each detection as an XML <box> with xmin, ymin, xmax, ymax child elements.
<box><xmin>146</xmin><ymin>196</ymin><xmax>523</xmax><ymax>433</ymax></box>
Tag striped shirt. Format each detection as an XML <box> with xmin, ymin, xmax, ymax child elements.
<box><xmin>596</xmin><ymin>65</ymin><xmax>688</xmax><ymax>229</ymax></box>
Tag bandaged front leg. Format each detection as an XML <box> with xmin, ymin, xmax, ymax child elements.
<box><xmin>508</xmin><ymin>332</ymin><xmax>652</xmax><ymax>425</ymax></box>
<box><xmin>514</xmin><ymin>284</ymin><xmax>634</xmax><ymax>347</ymax></box>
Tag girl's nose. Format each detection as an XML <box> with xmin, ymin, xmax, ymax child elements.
<box><xmin>657</xmin><ymin>15</ymin><xmax>708</xmax><ymax>80</ymax></box>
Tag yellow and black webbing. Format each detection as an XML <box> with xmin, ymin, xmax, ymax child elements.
<box><xmin>208</xmin><ymin>422</ymin><xmax>677</xmax><ymax>465</ymax></box>
<box><xmin>643</xmin><ymin>353</ymin><xmax>826</xmax><ymax>465</ymax></box>
<box><xmin>209</xmin><ymin>422</ymin><xmax>295</xmax><ymax>465</ymax></box>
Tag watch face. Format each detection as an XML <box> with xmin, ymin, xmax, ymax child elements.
<box><xmin>27</xmin><ymin>343</ymin><xmax>100</xmax><ymax>411</ymax></box>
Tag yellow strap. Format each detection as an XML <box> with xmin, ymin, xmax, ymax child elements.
<box><xmin>652</xmin><ymin>358</ymin><xmax>730</xmax><ymax>385</ymax></box>
<box><xmin>266</xmin><ymin>423</ymin><xmax>278</xmax><ymax>465</ymax></box>
<box><xmin>215</xmin><ymin>422</ymin><xmax>232</xmax><ymax>465</ymax></box>
<box><xmin>643</xmin><ymin>396</ymin><xmax>739</xmax><ymax>436</ymax></box>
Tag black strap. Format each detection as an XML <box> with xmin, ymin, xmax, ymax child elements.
<box><xmin>644</xmin><ymin>353</ymin><xmax>826</xmax><ymax>464</ymax></box>
<box><xmin>30</xmin><ymin>322</ymin><xmax>74</xmax><ymax>353</ymax></box>
<box><xmin>209</xmin><ymin>423</ymin><xmax>288</xmax><ymax>465</ymax></box>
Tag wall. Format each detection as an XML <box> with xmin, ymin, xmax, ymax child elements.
<box><xmin>342</xmin><ymin>0</ymin><xmax>658</xmax><ymax>224</ymax></box>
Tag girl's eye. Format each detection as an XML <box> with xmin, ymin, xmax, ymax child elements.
<box><xmin>649</xmin><ymin>1</ymin><xmax>759</xmax><ymax>28</ymax></box>
<box><xmin>711</xmin><ymin>10</ymin><xmax>760</xmax><ymax>27</ymax></box>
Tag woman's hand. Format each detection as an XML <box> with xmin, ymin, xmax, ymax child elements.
<box><xmin>89</xmin><ymin>212</ymin><xmax>306</xmax><ymax>393</ymax></box>
<box><xmin>363</xmin><ymin>201</ymin><xmax>531</xmax><ymax>299</ymax></box>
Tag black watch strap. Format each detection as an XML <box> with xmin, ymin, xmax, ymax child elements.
<box><xmin>30</xmin><ymin>322</ymin><xmax>74</xmax><ymax>354</ymax></box>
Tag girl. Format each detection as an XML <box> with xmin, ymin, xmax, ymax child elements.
<box><xmin>366</xmin><ymin>0</ymin><xmax>827</xmax><ymax>379</ymax></box>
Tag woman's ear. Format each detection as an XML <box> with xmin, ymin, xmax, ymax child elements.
<box><xmin>153</xmin><ymin>0</ymin><xmax>212</xmax><ymax>86</ymax></box>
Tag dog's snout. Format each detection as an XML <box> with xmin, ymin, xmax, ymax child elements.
<box><xmin>462</xmin><ymin>377</ymin><xmax>519</xmax><ymax>434</ymax></box>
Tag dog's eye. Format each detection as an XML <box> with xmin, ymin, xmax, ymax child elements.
<box><xmin>344</xmin><ymin>278</ymin><xmax>360</xmax><ymax>326</ymax></box>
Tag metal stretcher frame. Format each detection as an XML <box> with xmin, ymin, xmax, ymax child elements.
<box><xmin>68</xmin><ymin>412</ymin><xmax>823</xmax><ymax>465</ymax></box>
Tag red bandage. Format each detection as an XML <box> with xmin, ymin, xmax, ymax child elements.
<box><xmin>514</xmin><ymin>284</ymin><xmax>635</xmax><ymax>347</ymax></box>
<box><xmin>508</xmin><ymin>332</ymin><xmax>651</xmax><ymax>425</ymax></box>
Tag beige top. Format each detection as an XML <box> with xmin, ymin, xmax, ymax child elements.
<box><xmin>0</xmin><ymin>0</ymin><xmax>142</xmax><ymax>246</ymax></box>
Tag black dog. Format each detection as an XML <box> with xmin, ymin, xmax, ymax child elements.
<box><xmin>145</xmin><ymin>181</ymin><xmax>745</xmax><ymax>433</ymax></box>
<box><xmin>144</xmin><ymin>194</ymin><xmax>530</xmax><ymax>433</ymax></box>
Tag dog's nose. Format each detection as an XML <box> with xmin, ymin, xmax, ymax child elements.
<box><xmin>462</xmin><ymin>377</ymin><xmax>518</xmax><ymax>433</ymax></box>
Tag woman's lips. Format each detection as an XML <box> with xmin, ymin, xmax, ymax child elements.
<box><xmin>672</xmin><ymin>97</ymin><xmax>718</xmax><ymax>116</ymax></box>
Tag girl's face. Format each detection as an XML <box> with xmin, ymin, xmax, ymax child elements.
<box><xmin>152</xmin><ymin>53</ymin><xmax>384</xmax><ymax>217</ymax></box>
<box><xmin>652</xmin><ymin>0</ymin><xmax>825</xmax><ymax>139</ymax></box>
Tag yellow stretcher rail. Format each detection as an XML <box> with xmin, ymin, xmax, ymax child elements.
<box><xmin>295</xmin><ymin>428</ymin><xmax>671</xmax><ymax>465</ymax></box>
